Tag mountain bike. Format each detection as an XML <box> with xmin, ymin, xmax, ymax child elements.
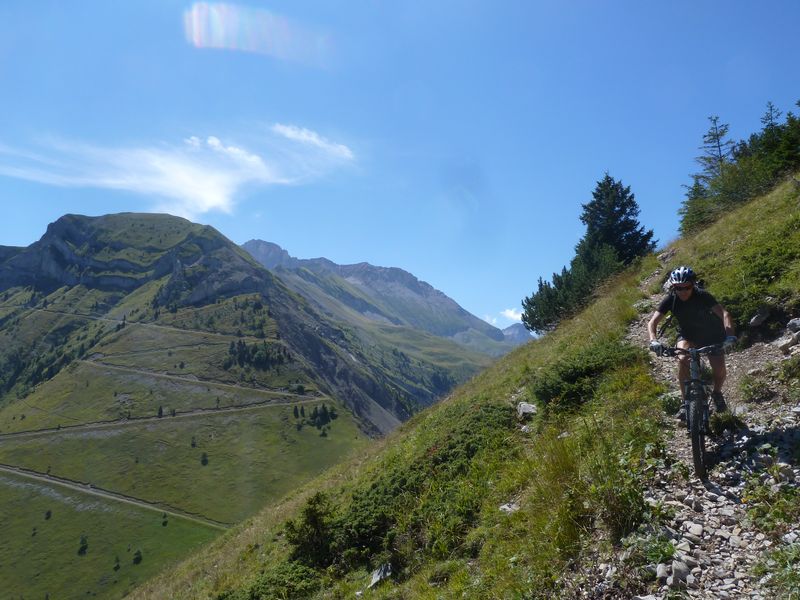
<box><xmin>656</xmin><ymin>343</ymin><xmax>725</xmax><ymax>479</ymax></box>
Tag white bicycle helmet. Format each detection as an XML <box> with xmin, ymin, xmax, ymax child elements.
<box><xmin>668</xmin><ymin>266</ymin><xmax>696</xmax><ymax>286</ymax></box>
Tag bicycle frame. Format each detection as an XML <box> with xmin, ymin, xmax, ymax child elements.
<box><xmin>659</xmin><ymin>343</ymin><xmax>724</xmax><ymax>480</ymax></box>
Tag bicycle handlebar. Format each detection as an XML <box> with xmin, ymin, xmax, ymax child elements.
<box><xmin>658</xmin><ymin>343</ymin><xmax>725</xmax><ymax>358</ymax></box>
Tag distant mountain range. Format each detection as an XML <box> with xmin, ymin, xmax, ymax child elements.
<box><xmin>242</xmin><ymin>239</ymin><xmax>528</xmax><ymax>357</ymax></box>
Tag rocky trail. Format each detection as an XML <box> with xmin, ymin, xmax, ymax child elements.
<box><xmin>616</xmin><ymin>261</ymin><xmax>800</xmax><ymax>599</ymax></box>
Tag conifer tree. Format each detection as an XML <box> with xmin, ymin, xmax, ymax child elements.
<box><xmin>696</xmin><ymin>115</ymin><xmax>734</xmax><ymax>183</ymax></box>
<box><xmin>579</xmin><ymin>174</ymin><xmax>655</xmax><ymax>265</ymax></box>
<box><xmin>522</xmin><ymin>174</ymin><xmax>650</xmax><ymax>333</ymax></box>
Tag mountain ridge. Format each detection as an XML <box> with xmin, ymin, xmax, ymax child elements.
<box><xmin>243</xmin><ymin>239</ymin><xmax>521</xmax><ymax>356</ymax></box>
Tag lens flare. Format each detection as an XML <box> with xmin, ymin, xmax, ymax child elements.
<box><xmin>184</xmin><ymin>2</ymin><xmax>329</xmax><ymax>65</ymax></box>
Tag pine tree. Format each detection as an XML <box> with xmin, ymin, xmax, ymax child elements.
<box><xmin>696</xmin><ymin>116</ymin><xmax>734</xmax><ymax>183</ymax></box>
<box><xmin>579</xmin><ymin>174</ymin><xmax>655</xmax><ymax>265</ymax></box>
<box><xmin>522</xmin><ymin>174</ymin><xmax>652</xmax><ymax>334</ymax></box>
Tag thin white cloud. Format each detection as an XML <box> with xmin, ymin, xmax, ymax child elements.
<box><xmin>483</xmin><ymin>314</ymin><xmax>498</xmax><ymax>326</ymax></box>
<box><xmin>272</xmin><ymin>124</ymin><xmax>354</xmax><ymax>161</ymax></box>
<box><xmin>502</xmin><ymin>308</ymin><xmax>523</xmax><ymax>322</ymax></box>
<box><xmin>184</xmin><ymin>2</ymin><xmax>331</xmax><ymax>67</ymax></box>
<box><xmin>0</xmin><ymin>126</ymin><xmax>354</xmax><ymax>219</ymax></box>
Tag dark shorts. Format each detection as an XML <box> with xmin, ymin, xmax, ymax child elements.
<box><xmin>677</xmin><ymin>333</ymin><xmax>725</xmax><ymax>354</ymax></box>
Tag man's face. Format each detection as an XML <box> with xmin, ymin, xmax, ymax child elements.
<box><xmin>673</xmin><ymin>283</ymin><xmax>693</xmax><ymax>299</ymax></box>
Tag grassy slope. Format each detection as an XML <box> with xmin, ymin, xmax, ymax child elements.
<box><xmin>0</xmin><ymin>402</ymin><xmax>366</xmax><ymax>524</ymax></box>
<box><xmin>0</xmin><ymin>250</ymin><xmax>370</xmax><ymax>595</ymax></box>
<box><xmin>0</xmin><ymin>470</ymin><xmax>219</xmax><ymax>600</ymax></box>
<box><xmin>128</xmin><ymin>176</ymin><xmax>800</xmax><ymax>599</ymax></box>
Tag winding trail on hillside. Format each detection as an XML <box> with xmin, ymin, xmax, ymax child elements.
<box><xmin>22</xmin><ymin>306</ymin><xmax>273</xmax><ymax>342</ymax></box>
<box><xmin>617</xmin><ymin>257</ymin><xmax>800</xmax><ymax>599</ymax></box>
<box><xmin>78</xmin><ymin>359</ymin><xmax>314</xmax><ymax>398</ymax></box>
<box><xmin>0</xmin><ymin>393</ymin><xmax>327</xmax><ymax>440</ymax></box>
<box><xmin>0</xmin><ymin>463</ymin><xmax>229</xmax><ymax>530</ymax></box>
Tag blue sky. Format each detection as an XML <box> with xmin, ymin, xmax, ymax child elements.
<box><xmin>0</xmin><ymin>1</ymin><xmax>797</xmax><ymax>327</ymax></box>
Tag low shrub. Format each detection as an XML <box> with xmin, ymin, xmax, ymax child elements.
<box><xmin>530</xmin><ymin>336</ymin><xmax>645</xmax><ymax>410</ymax></box>
<box><xmin>739</xmin><ymin>374</ymin><xmax>774</xmax><ymax>402</ymax></box>
<box><xmin>753</xmin><ymin>543</ymin><xmax>800</xmax><ymax>600</ymax></box>
<box><xmin>744</xmin><ymin>479</ymin><xmax>800</xmax><ymax>537</ymax></box>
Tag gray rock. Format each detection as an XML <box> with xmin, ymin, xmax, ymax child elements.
<box><xmin>499</xmin><ymin>502</ymin><xmax>519</xmax><ymax>514</ymax></box>
<box><xmin>656</xmin><ymin>563</ymin><xmax>669</xmax><ymax>581</ymax></box>
<box><xmin>516</xmin><ymin>402</ymin><xmax>537</xmax><ymax>420</ymax></box>
<box><xmin>687</xmin><ymin>522</ymin><xmax>704</xmax><ymax>537</ymax></box>
<box><xmin>667</xmin><ymin>575</ymin><xmax>686</xmax><ymax>589</ymax></box>
<box><xmin>776</xmin><ymin>332</ymin><xmax>800</xmax><ymax>354</ymax></box>
<box><xmin>672</xmin><ymin>560</ymin><xmax>690</xmax><ymax>582</ymax></box>
<box><xmin>749</xmin><ymin>307</ymin><xmax>770</xmax><ymax>327</ymax></box>
<box><xmin>369</xmin><ymin>563</ymin><xmax>391</xmax><ymax>588</ymax></box>
<box><xmin>787</xmin><ymin>318</ymin><xmax>800</xmax><ymax>332</ymax></box>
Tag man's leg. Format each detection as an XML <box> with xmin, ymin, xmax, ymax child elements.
<box><xmin>709</xmin><ymin>354</ymin><xmax>726</xmax><ymax>393</ymax></box>
<box><xmin>676</xmin><ymin>339</ymin><xmax>693</xmax><ymax>401</ymax></box>
<box><xmin>674</xmin><ymin>339</ymin><xmax>693</xmax><ymax>420</ymax></box>
<box><xmin>709</xmin><ymin>353</ymin><xmax>728</xmax><ymax>411</ymax></box>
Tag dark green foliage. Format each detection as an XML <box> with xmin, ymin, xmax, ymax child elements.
<box><xmin>201</xmin><ymin>452</ymin><xmax>209</xmax><ymax>466</ymax></box>
<box><xmin>579</xmin><ymin>174</ymin><xmax>656</xmax><ymax>265</ymax></box>
<box><xmin>744</xmin><ymin>479</ymin><xmax>800</xmax><ymax>536</ymax></box>
<box><xmin>240</xmin><ymin>561</ymin><xmax>321</xmax><ymax>600</ymax></box>
<box><xmin>78</xmin><ymin>534</ymin><xmax>88</xmax><ymax>556</ymax></box>
<box><xmin>753</xmin><ymin>544</ymin><xmax>800</xmax><ymax>599</ymax></box>
<box><xmin>522</xmin><ymin>244</ymin><xmax>621</xmax><ymax>333</ymax></box>
<box><xmin>133</xmin><ymin>549</ymin><xmax>143</xmax><ymax>565</ymax></box>
<box><xmin>284</xmin><ymin>493</ymin><xmax>335</xmax><ymax>567</ymax></box>
<box><xmin>680</xmin><ymin>101</ymin><xmax>800</xmax><ymax>233</ymax></box>
<box><xmin>522</xmin><ymin>175</ymin><xmax>653</xmax><ymax>333</ymax></box>
<box><xmin>779</xmin><ymin>354</ymin><xmax>800</xmax><ymax>383</ymax></box>
<box><xmin>530</xmin><ymin>337</ymin><xmax>644</xmax><ymax>410</ymax></box>
<box><xmin>284</xmin><ymin>402</ymin><xmax>514</xmax><ymax>574</ymax></box>
<box><xmin>223</xmin><ymin>339</ymin><xmax>290</xmax><ymax>371</ymax></box>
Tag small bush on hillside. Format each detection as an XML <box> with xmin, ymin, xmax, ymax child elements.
<box><xmin>709</xmin><ymin>411</ymin><xmax>745</xmax><ymax>436</ymax></box>
<box><xmin>753</xmin><ymin>543</ymin><xmax>800</xmax><ymax>600</ymax></box>
<box><xmin>744</xmin><ymin>479</ymin><xmax>800</xmax><ymax>537</ymax></box>
<box><xmin>779</xmin><ymin>354</ymin><xmax>800</xmax><ymax>383</ymax></box>
<box><xmin>284</xmin><ymin>493</ymin><xmax>335</xmax><ymax>568</ymax></box>
<box><xmin>284</xmin><ymin>402</ymin><xmax>514</xmax><ymax>576</ymax></box>
<box><xmin>624</xmin><ymin>532</ymin><xmax>676</xmax><ymax>568</ymax></box>
<box><xmin>530</xmin><ymin>337</ymin><xmax>644</xmax><ymax>410</ymax></box>
<box><xmin>739</xmin><ymin>374</ymin><xmax>774</xmax><ymax>402</ymax></box>
<box><xmin>244</xmin><ymin>561</ymin><xmax>321</xmax><ymax>600</ymax></box>
<box><xmin>586</xmin><ymin>436</ymin><xmax>646</xmax><ymax>543</ymax></box>
<box><xmin>660</xmin><ymin>391</ymin><xmax>682</xmax><ymax>415</ymax></box>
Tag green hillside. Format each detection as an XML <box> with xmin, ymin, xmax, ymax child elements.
<box><xmin>0</xmin><ymin>469</ymin><xmax>219</xmax><ymax>600</ymax></box>
<box><xmin>0</xmin><ymin>212</ymin><xmax>502</xmax><ymax>597</ymax></box>
<box><xmin>127</xmin><ymin>176</ymin><xmax>800</xmax><ymax>599</ymax></box>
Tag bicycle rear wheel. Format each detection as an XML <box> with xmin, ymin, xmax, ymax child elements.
<box><xmin>688</xmin><ymin>385</ymin><xmax>707</xmax><ymax>479</ymax></box>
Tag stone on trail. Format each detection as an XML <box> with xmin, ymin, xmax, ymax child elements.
<box><xmin>516</xmin><ymin>402</ymin><xmax>537</xmax><ymax>419</ymax></box>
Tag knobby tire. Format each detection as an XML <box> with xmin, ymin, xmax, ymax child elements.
<box><xmin>688</xmin><ymin>385</ymin><xmax>707</xmax><ymax>479</ymax></box>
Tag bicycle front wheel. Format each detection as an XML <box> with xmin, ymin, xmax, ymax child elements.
<box><xmin>688</xmin><ymin>386</ymin><xmax>707</xmax><ymax>479</ymax></box>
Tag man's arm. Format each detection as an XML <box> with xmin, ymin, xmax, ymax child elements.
<box><xmin>712</xmin><ymin>304</ymin><xmax>735</xmax><ymax>336</ymax></box>
<box><xmin>648</xmin><ymin>311</ymin><xmax>664</xmax><ymax>341</ymax></box>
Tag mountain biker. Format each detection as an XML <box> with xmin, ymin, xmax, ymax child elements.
<box><xmin>647</xmin><ymin>266</ymin><xmax>737</xmax><ymax>416</ymax></box>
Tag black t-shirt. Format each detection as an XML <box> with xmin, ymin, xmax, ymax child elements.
<box><xmin>657</xmin><ymin>288</ymin><xmax>725</xmax><ymax>345</ymax></box>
